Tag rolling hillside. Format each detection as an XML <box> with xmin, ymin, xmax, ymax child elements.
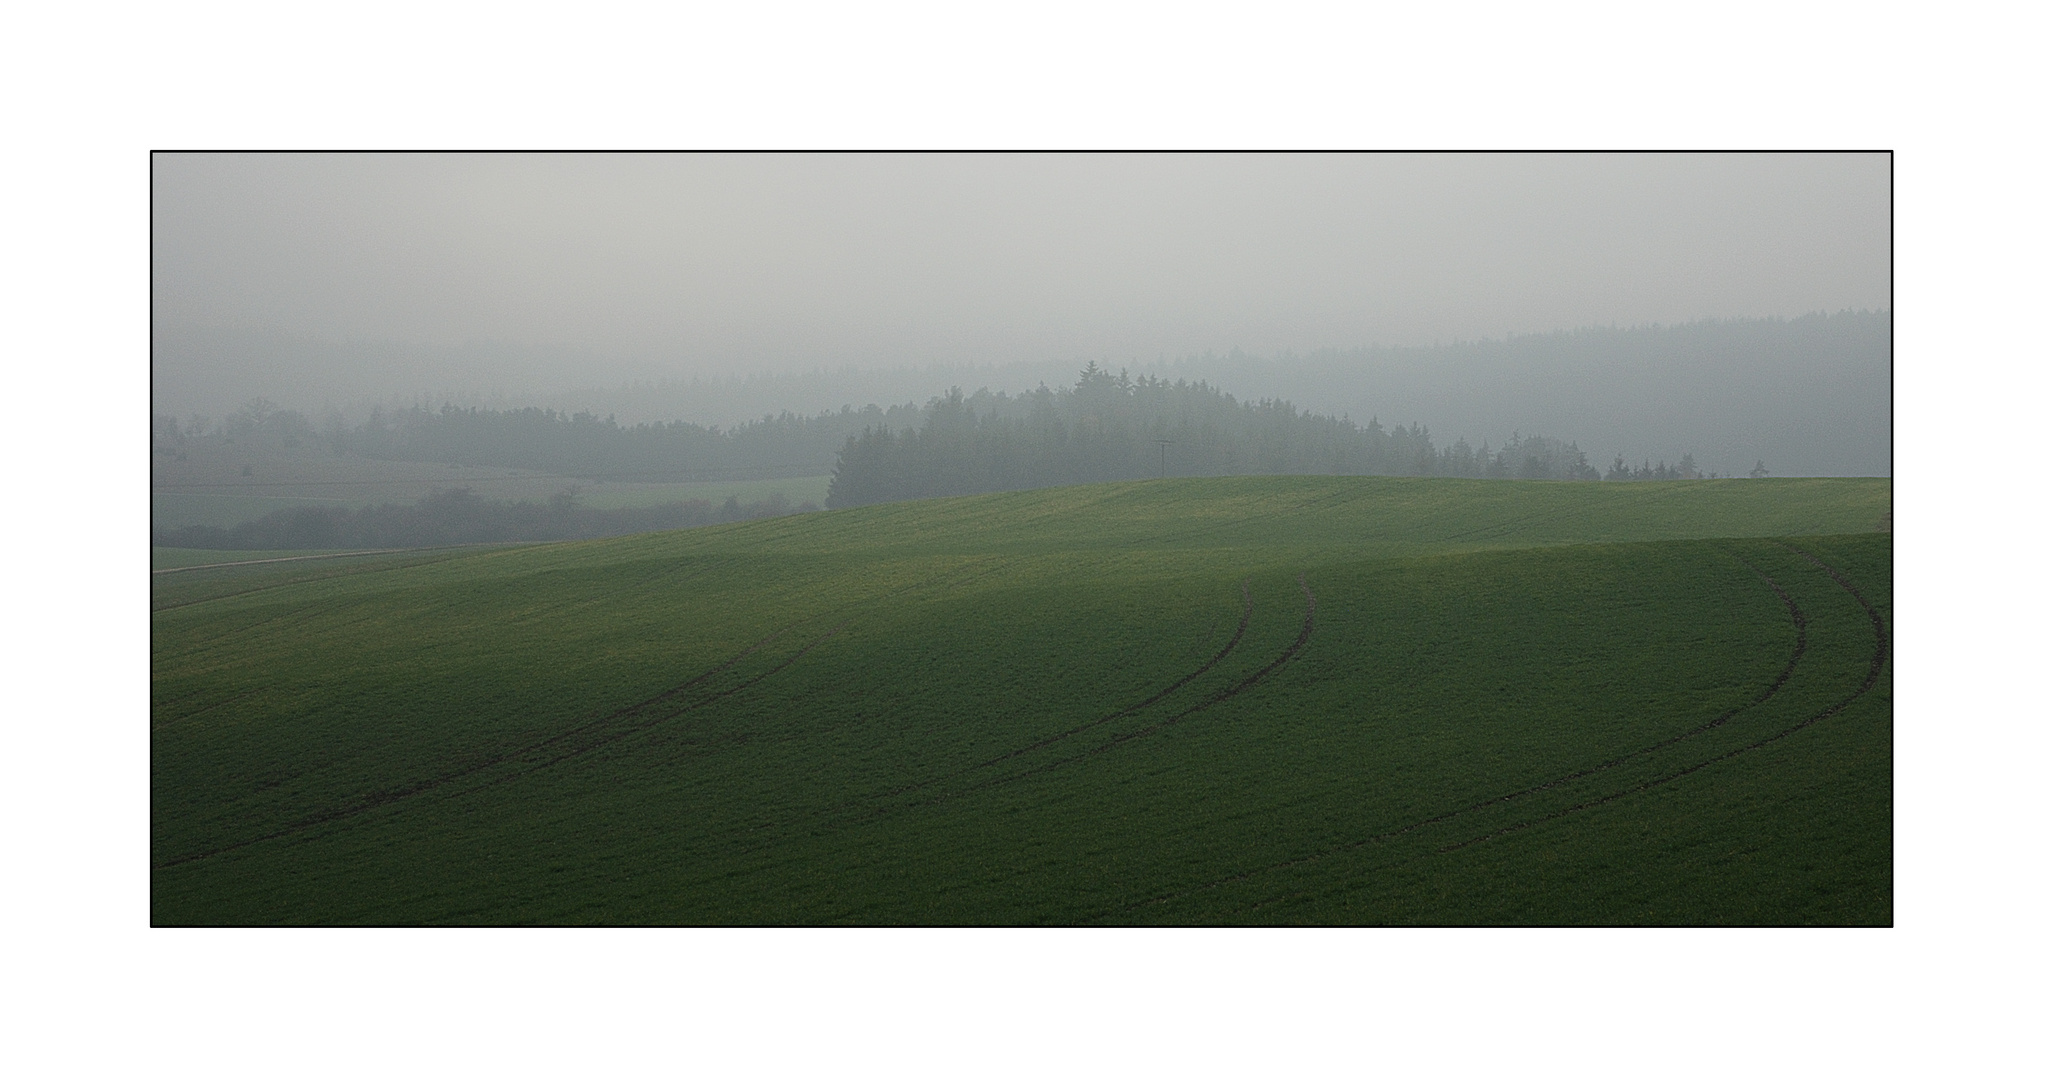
<box><xmin>151</xmin><ymin>476</ymin><xmax>1891</xmax><ymax>924</ymax></box>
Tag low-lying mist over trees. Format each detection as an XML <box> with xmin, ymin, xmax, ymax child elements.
<box><xmin>152</xmin><ymin>309</ymin><xmax>1888</xmax><ymax>547</ymax></box>
<box><xmin>154</xmin><ymin>353</ymin><xmax>1771</xmax><ymax>548</ymax></box>
<box><xmin>156</xmin><ymin>364</ymin><xmax>1707</xmax><ymax>496</ymax></box>
<box><xmin>153</xmin><ymin>311</ymin><xmax>1890</xmax><ymax>479</ymax></box>
<box><xmin>824</xmin><ymin>366</ymin><xmax>1612</xmax><ymax>508</ymax></box>
<box><xmin>334</xmin><ymin>402</ymin><xmax>902</xmax><ymax>481</ymax></box>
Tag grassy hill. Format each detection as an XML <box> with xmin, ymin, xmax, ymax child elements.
<box><xmin>151</xmin><ymin>476</ymin><xmax>1891</xmax><ymax>924</ymax></box>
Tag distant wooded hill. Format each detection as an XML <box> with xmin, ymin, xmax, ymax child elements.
<box><xmin>152</xmin><ymin>398</ymin><xmax>920</xmax><ymax>482</ymax></box>
<box><xmin>153</xmin><ymin>364</ymin><xmax>1735</xmax><ymax>518</ymax></box>
<box><xmin>1161</xmin><ymin>310</ymin><xmax>1890</xmax><ymax>479</ymax></box>
<box><xmin>154</xmin><ymin>311</ymin><xmax>1889</xmax><ymax>478</ymax></box>
<box><xmin>148</xmin><ymin>368</ymin><xmax>1742</xmax><ymax>527</ymax></box>
<box><xmin>824</xmin><ymin>365</ymin><xmax>1635</xmax><ymax>508</ymax></box>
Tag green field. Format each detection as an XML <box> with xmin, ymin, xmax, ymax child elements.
<box><xmin>151</xmin><ymin>476</ymin><xmax>1891</xmax><ymax>924</ymax></box>
<box><xmin>152</xmin><ymin>433</ymin><xmax>829</xmax><ymax>531</ymax></box>
<box><xmin>153</xmin><ymin>547</ymin><xmax>386</xmax><ymax>571</ymax></box>
<box><xmin>153</xmin><ymin>475</ymin><xmax>832</xmax><ymax>531</ymax></box>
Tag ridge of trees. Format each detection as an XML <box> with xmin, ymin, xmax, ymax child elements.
<box><xmin>824</xmin><ymin>364</ymin><xmax>1704</xmax><ymax>508</ymax></box>
<box><xmin>153</xmin><ymin>367</ymin><xmax>1723</xmax><ymax>517</ymax></box>
<box><xmin>152</xmin><ymin>398</ymin><xmax>921</xmax><ymax>481</ymax></box>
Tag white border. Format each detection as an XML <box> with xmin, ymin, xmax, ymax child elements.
<box><xmin>10</xmin><ymin>2</ymin><xmax>2034</xmax><ymax>1075</ymax></box>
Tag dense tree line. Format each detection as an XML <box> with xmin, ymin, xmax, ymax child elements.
<box><xmin>153</xmin><ymin>397</ymin><xmax>922</xmax><ymax>480</ymax></box>
<box><xmin>332</xmin><ymin>403</ymin><xmax>918</xmax><ymax>479</ymax></box>
<box><xmin>1605</xmin><ymin>453</ymin><xmax>1706</xmax><ymax>481</ymax></box>
<box><xmin>153</xmin><ymin>488</ymin><xmax>810</xmax><ymax>550</ymax></box>
<box><xmin>824</xmin><ymin>364</ymin><xmax>1632</xmax><ymax>508</ymax></box>
<box><xmin>154</xmin><ymin>398</ymin><xmax>318</xmax><ymax>453</ymax></box>
<box><xmin>154</xmin><ymin>371</ymin><xmax>1724</xmax><ymax>524</ymax></box>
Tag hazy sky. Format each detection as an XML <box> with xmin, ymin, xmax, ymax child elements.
<box><xmin>153</xmin><ymin>152</ymin><xmax>1890</xmax><ymax>385</ymax></box>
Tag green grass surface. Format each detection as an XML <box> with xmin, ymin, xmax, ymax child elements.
<box><xmin>151</xmin><ymin>493</ymin><xmax>359</xmax><ymax>531</ymax></box>
<box><xmin>573</xmin><ymin>475</ymin><xmax>830</xmax><ymax>511</ymax></box>
<box><xmin>153</xmin><ymin>440</ymin><xmax>831</xmax><ymax>530</ymax></box>
<box><xmin>151</xmin><ymin>476</ymin><xmax>1890</xmax><ymax>924</ymax></box>
<box><xmin>152</xmin><ymin>477</ymin><xmax>829</xmax><ymax>530</ymax></box>
<box><xmin>152</xmin><ymin>547</ymin><xmax>378</xmax><ymax>571</ymax></box>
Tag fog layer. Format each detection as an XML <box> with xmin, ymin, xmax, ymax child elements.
<box><xmin>156</xmin><ymin>153</ymin><xmax>1888</xmax><ymax>365</ymax></box>
<box><xmin>154</xmin><ymin>153</ymin><xmax>1890</xmax><ymax>475</ymax></box>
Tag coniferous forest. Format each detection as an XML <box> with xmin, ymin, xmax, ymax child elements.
<box><xmin>154</xmin><ymin>361</ymin><xmax>1727</xmax><ymax>548</ymax></box>
<box><xmin>824</xmin><ymin>363</ymin><xmax>1624</xmax><ymax>508</ymax></box>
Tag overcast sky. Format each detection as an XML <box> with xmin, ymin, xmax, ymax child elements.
<box><xmin>153</xmin><ymin>152</ymin><xmax>1890</xmax><ymax>390</ymax></box>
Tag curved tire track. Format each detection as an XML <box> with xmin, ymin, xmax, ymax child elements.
<box><xmin>853</xmin><ymin>577</ymin><xmax>1318</xmax><ymax>824</ymax></box>
<box><xmin>155</xmin><ymin>621</ymin><xmax>828</xmax><ymax>869</ymax></box>
<box><xmin>731</xmin><ymin>582</ymin><xmax>1260</xmax><ymax>837</ymax></box>
<box><xmin>1431</xmin><ymin>543</ymin><xmax>1886</xmax><ymax>855</ymax></box>
<box><xmin>150</xmin><ymin>549</ymin><xmax>485</xmax><ymax>614</ymax></box>
<box><xmin>160</xmin><ymin>555</ymin><xmax>1021</xmax><ymax>871</ymax></box>
<box><xmin>453</xmin><ymin>621</ymin><xmax>849</xmax><ymax>789</ymax></box>
<box><xmin>1115</xmin><ymin>549</ymin><xmax>1833</xmax><ymax>917</ymax></box>
<box><xmin>1087</xmin><ymin>575</ymin><xmax>1316</xmax><ymax>751</ymax></box>
<box><xmin>964</xmin><ymin>581</ymin><xmax>1256</xmax><ymax>773</ymax></box>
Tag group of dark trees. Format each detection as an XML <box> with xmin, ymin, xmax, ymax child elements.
<box><xmin>154</xmin><ymin>397</ymin><xmax>924</xmax><ymax>481</ymax></box>
<box><xmin>822</xmin><ymin>364</ymin><xmax>1696</xmax><ymax>508</ymax></box>
<box><xmin>152</xmin><ymin>488</ymin><xmax>807</xmax><ymax>550</ymax></box>
<box><xmin>155</xmin><ymin>365</ymin><xmax>1727</xmax><ymax>529</ymax></box>
<box><xmin>153</xmin><ymin>398</ymin><xmax>319</xmax><ymax>455</ymax></box>
<box><xmin>1606</xmin><ymin>453</ymin><xmax>1704</xmax><ymax>482</ymax></box>
<box><xmin>332</xmin><ymin>404</ymin><xmax>912</xmax><ymax>480</ymax></box>
<box><xmin>825</xmin><ymin>367</ymin><xmax>1430</xmax><ymax>507</ymax></box>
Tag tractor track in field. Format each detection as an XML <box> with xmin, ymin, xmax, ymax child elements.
<box><xmin>157</xmin><ymin>501</ymin><xmax>1335</xmax><ymax>870</ymax></box>
<box><xmin>151</xmin><ymin>549</ymin><xmax>415</xmax><ymax>575</ymax></box>
<box><xmin>151</xmin><ymin>542</ymin><xmax>545</xmax><ymax>577</ymax></box>
<box><xmin>726</xmin><ymin>582</ymin><xmax>1256</xmax><ymax>839</ymax></box>
<box><xmin>158</xmin><ymin>556</ymin><xmax>1007</xmax><ymax>870</ymax></box>
<box><xmin>1389</xmin><ymin>555</ymin><xmax>1810</xmax><ymax>823</ymax></box>
<box><xmin>1428</xmin><ymin>543</ymin><xmax>1886</xmax><ymax>856</ymax></box>
<box><xmin>1111</xmin><ymin>547</ymin><xmax>1857</xmax><ymax>919</ymax></box>
<box><xmin>154</xmin><ymin>621</ymin><xmax>826</xmax><ymax>869</ymax></box>
<box><xmin>1084</xmin><ymin>575</ymin><xmax>1315</xmax><ymax>751</ymax></box>
<box><xmin>149</xmin><ymin>549</ymin><xmax>487</xmax><ymax>614</ymax></box>
<box><xmin>510</xmin><ymin>557</ymin><xmax>1009</xmax><ymax>780</ymax></box>
<box><xmin>824</xmin><ymin>483</ymin><xmax>1352</xmax><ymax>809</ymax></box>
<box><xmin>172</xmin><ymin>599</ymin><xmax>348</xmax><ymax>649</ymax></box>
<box><xmin>798</xmin><ymin>493</ymin><xmax>1343</xmax><ymax>821</ymax></box>
<box><xmin>450</xmin><ymin>621</ymin><xmax>849</xmax><ymax>790</ymax></box>
<box><xmin>963</xmin><ymin>582</ymin><xmax>1256</xmax><ymax>773</ymax></box>
<box><xmin>843</xmin><ymin>577</ymin><xmax>1317</xmax><ymax>825</ymax></box>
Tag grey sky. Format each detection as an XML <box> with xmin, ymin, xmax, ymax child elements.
<box><xmin>153</xmin><ymin>152</ymin><xmax>1890</xmax><ymax>393</ymax></box>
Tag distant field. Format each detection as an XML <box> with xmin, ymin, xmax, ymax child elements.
<box><xmin>152</xmin><ymin>476</ymin><xmax>1890</xmax><ymax>924</ymax></box>
<box><xmin>153</xmin><ymin>438</ymin><xmax>833</xmax><ymax>531</ymax></box>
<box><xmin>153</xmin><ymin>547</ymin><xmax>367</xmax><ymax>571</ymax></box>
<box><xmin>573</xmin><ymin>475</ymin><xmax>830</xmax><ymax>511</ymax></box>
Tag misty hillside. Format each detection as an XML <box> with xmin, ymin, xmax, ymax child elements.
<box><xmin>825</xmin><ymin>365</ymin><xmax>1614</xmax><ymax>508</ymax></box>
<box><xmin>156</xmin><ymin>361</ymin><xmax>1744</xmax><ymax>542</ymax></box>
<box><xmin>153</xmin><ymin>311</ymin><xmax>1888</xmax><ymax>478</ymax></box>
<box><xmin>153</xmin><ymin>367</ymin><xmax>1648</xmax><ymax>496</ymax></box>
<box><xmin>1189</xmin><ymin>310</ymin><xmax>1889</xmax><ymax>479</ymax></box>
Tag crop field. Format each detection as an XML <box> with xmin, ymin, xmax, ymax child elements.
<box><xmin>152</xmin><ymin>547</ymin><xmax>400</xmax><ymax>571</ymax></box>
<box><xmin>152</xmin><ymin>436</ymin><xmax>831</xmax><ymax>531</ymax></box>
<box><xmin>151</xmin><ymin>476</ymin><xmax>1891</xmax><ymax>924</ymax></box>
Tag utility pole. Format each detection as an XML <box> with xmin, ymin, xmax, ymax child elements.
<box><xmin>1157</xmin><ymin>438</ymin><xmax>1174</xmax><ymax>478</ymax></box>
